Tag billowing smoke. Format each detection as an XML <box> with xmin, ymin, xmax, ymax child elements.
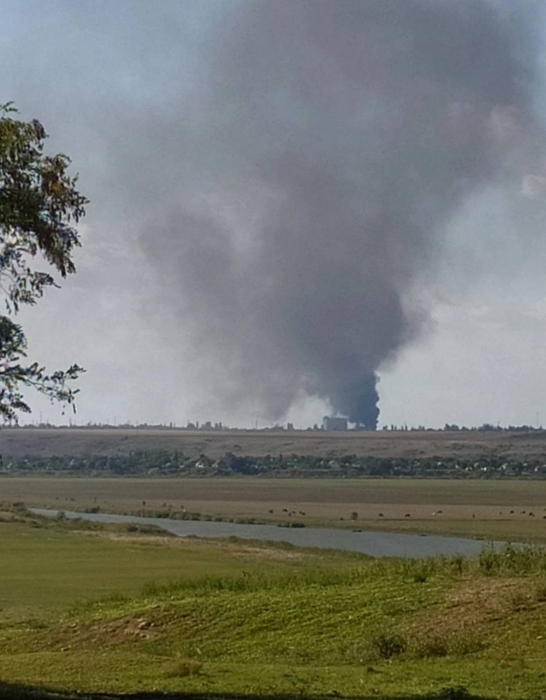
<box><xmin>140</xmin><ymin>0</ymin><xmax>542</xmax><ymax>428</ymax></box>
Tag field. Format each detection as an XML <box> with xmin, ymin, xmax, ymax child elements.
<box><xmin>2</xmin><ymin>511</ymin><xmax>546</xmax><ymax>699</ymax></box>
<box><xmin>3</xmin><ymin>428</ymin><xmax>546</xmax><ymax>699</ymax></box>
<box><xmin>0</xmin><ymin>511</ymin><xmax>337</xmax><ymax>621</ymax></box>
<box><xmin>3</xmin><ymin>426</ymin><xmax>546</xmax><ymax>460</ymax></box>
<box><xmin>4</xmin><ymin>476</ymin><xmax>546</xmax><ymax>542</ymax></box>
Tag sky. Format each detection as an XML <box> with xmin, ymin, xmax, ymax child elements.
<box><xmin>2</xmin><ymin>0</ymin><xmax>546</xmax><ymax>429</ymax></box>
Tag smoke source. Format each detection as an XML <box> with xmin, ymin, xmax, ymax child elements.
<box><xmin>141</xmin><ymin>0</ymin><xmax>541</xmax><ymax>428</ymax></box>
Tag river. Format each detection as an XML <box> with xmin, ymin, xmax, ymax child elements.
<box><xmin>31</xmin><ymin>508</ymin><xmax>500</xmax><ymax>558</ymax></box>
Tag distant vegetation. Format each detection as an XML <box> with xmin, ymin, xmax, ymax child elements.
<box><xmin>2</xmin><ymin>449</ymin><xmax>546</xmax><ymax>478</ymax></box>
<box><xmin>10</xmin><ymin>421</ymin><xmax>546</xmax><ymax>431</ymax></box>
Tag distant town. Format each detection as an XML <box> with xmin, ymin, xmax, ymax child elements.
<box><xmin>11</xmin><ymin>416</ymin><xmax>545</xmax><ymax>433</ymax></box>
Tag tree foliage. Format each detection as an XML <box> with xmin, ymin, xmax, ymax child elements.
<box><xmin>0</xmin><ymin>103</ymin><xmax>87</xmax><ymax>422</ymax></box>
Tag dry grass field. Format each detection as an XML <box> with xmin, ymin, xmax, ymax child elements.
<box><xmin>4</xmin><ymin>477</ymin><xmax>546</xmax><ymax>542</ymax></box>
<box><xmin>3</xmin><ymin>428</ymin><xmax>546</xmax><ymax>541</ymax></box>
<box><xmin>2</xmin><ymin>426</ymin><xmax>546</xmax><ymax>460</ymax></box>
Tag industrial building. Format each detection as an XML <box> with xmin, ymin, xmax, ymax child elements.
<box><xmin>322</xmin><ymin>416</ymin><xmax>348</xmax><ymax>431</ymax></box>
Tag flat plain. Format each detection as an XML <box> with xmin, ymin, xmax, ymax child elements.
<box><xmin>3</xmin><ymin>428</ymin><xmax>546</xmax><ymax>542</ymax></box>
<box><xmin>3</xmin><ymin>476</ymin><xmax>546</xmax><ymax>542</ymax></box>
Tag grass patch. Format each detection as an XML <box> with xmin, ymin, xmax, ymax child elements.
<box><xmin>2</xmin><ymin>515</ymin><xmax>546</xmax><ymax>698</ymax></box>
<box><xmin>0</xmin><ymin>517</ymin><xmax>339</xmax><ymax>617</ymax></box>
<box><xmin>165</xmin><ymin>658</ymin><xmax>203</xmax><ymax>678</ymax></box>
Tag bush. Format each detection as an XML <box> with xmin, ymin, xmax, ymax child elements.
<box><xmin>411</xmin><ymin>630</ymin><xmax>484</xmax><ymax>658</ymax></box>
<box><xmin>478</xmin><ymin>543</ymin><xmax>546</xmax><ymax>575</ymax></box>
<box><xmin>367</xmin><ymin>630</ymin><xmax>407</xmax><ymax>659</ymax></box>
<box><xmin>412</xmin><ymin>632</ymin><xmax>449</xmax><ymax>658</ymax></box>
<box><xmin>166</xmin><ymin>659</ymin><xmax>203</xmax><ymax>677</ymax></box>
<box><xmin>11</xmin><ymin>501</ymin><xmax>29</xmax><ymax>514</ymax></box>
<box><xmin>438</xmin><ymin>686</ymin><xmax>472</xmax><ymax>700</ymax></box>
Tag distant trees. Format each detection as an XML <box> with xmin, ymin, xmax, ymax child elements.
<box><xmin>0</xmin><ymin>103</ymin><xmax>87</xmax><ymax>421</ymax></box>
<box><xmin>1</xmin><ymin>449</ymin><xmax>545</xmax><ymax>479</ymax></box>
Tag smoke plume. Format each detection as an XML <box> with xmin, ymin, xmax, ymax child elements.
<box><xmin>140</xmin><ymin>0</ymin><xmax>541</xmax><ymax>428</ymax></box>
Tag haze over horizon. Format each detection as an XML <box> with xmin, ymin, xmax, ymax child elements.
<box><xmin>3</xmin><ymin>0</ymin><xmax>546</xmax><ymax>430</ymax></box>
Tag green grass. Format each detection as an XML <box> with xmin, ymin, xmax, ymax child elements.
<box><xmin>2</xmin><ymin>513</ymin><xmax>546</xmax><ymax>699</ymax></box>
<box><xmin>0</xmin><ymin>515</ymin><xmax>341</xmax><ymax>619</ymax></box>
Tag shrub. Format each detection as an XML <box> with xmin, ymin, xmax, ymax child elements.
<box><xmin>11</xmin><ymin>501</ymin><xmax>29</xmax><ymax>514</ymax></box>
<box><xmin>411</xmin><ymin>630</ymin><xmax>484</xmax><ymax>658</ymax></box>
<box><xmin>438</xmin><ymin>687</ymin><xmax>472</xmax><ymax>700</ymax></box>
<box><xmin>412</xmin><ymin>632</ymin><xmax>449</xmax><ymax>658</ymax></box>
<box><xmin>476</xmin><ymin>543</ymin><xmax>546</xmax><ymax>576</ymax></box>
<box><xmin>166</xmin><ymin>659</ymin><xmax>203</xmax><ymax>678</ymax></box>
<box><xmin>84</xmin><ymin>505</ymin><xmax>100</xmax><ymax>514</ymax></box>
<box><xmin>368</xmin><ymin>630</ymin><xmax>407</xmax><ymax>659</ymax></box>
<box><xmin>413</xmin><ymin>571</ymin><xmax>428</xmax><ymax>583</ymax></box>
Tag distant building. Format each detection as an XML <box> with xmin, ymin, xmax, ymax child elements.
<box><xmin>322</xmin><ymin>416</ymin><xmax>348</xmax><ymax>431</ymax></box>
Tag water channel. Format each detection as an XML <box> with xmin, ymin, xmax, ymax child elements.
<box><xmin>32</xmin><ymin>508</ymin><xmax>501</xmax><ymax>558</ymax></box>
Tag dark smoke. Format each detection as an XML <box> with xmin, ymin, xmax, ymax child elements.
<box><xmin>141</xmin><ymin>0</ymin><xmax>541</xmax><ymax>428</ymax></box>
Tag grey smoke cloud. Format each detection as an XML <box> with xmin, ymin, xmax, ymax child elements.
<box><xmin>133</xmin><ymin>0</ymin><xmax>543</xmax><ymax>428</ymax></box>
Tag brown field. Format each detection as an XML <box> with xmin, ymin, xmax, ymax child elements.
<box><xmin>4</xmin><ymin>476</ymin><xmax>546</xmax><ymax>542</ymax></box>
<box><xmin>2</xmin><ymin>426</ymin><xmax>546</xmax><ymax>459</ymax></box>
<box><xmin>3</xmin><ymin>428</ymin><xmax>546</xmax><ymax>542</ymax></box>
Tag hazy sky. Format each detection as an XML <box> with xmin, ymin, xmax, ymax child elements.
<box><xmin>3</xmin><ymin>0</ymin><xmax>546</xmax><ymax>429</ymax></box>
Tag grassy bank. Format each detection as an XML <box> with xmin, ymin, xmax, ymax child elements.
<box><xmin>1</xmin><ymin>514</ymin><xmax>546</xmax><ymax>698</ymax></box>
<box><xmin>0</xmin><ymin>510</ymin><xmax>348</xmax><ymax>619</ymax></box>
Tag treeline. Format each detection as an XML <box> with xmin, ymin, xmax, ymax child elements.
<box><xmin>1</xmin><ymin>451</ymin><xmax>546</xmax><ymax>478</ymax></box>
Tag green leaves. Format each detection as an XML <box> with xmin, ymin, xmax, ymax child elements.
<box><xmin>0</xmin><ymin>314</ymin><xmax>84</xmax><ymax>422</ymax></box>
<box><xmin>0</xmin><ymin>104</ymin><xmax>87</xmax><ymax>422</ymax></box>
